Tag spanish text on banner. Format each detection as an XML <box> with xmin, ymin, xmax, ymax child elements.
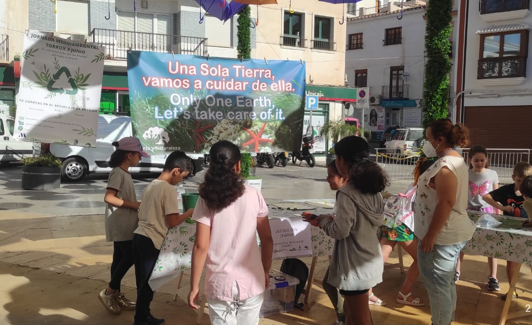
<box><xmin>127</xmin><ymin>52</ymin><xmax>306</xmax><ymax>154</ymax></box>
<box><xmin>15</xmin><ymin>31</ymin><xmax>105</xmax><ymax>146</ymax></box>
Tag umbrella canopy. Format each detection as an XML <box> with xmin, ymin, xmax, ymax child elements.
<box><xmin>319</xmin><ymin>0</ymin><xmax>361</xmax><ymax>3</ymax></box>
<box><xmin>318</xmin><ymin>0</ymin><xmax>362</xmax><ymax>24</ymax></box>
<box><xmin>231</xmin><ymin>0</ymin><xmax>278</xmax><ymax>4</ymax></box>
<box><xmin>231</xmin><ymin>0</ymin><xmax>277</xmax><ymax>25</ymax></box>
<box><xmin>195</xmin><ymin>0</ymin><xmax>248</xmax><ymax>22</ymax></box>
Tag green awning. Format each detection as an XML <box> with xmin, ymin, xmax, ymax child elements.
<box><xmin>306</xmin><ymin>85</ymin><xmax>357</xmax><ymax>102</ymax></box>
<box><xmin>102</xmin><ymin>73</ymin><xmax>128</xmax><ymax>90</ymax></box>
<box><xmin>0</xmin><ymin>66</ymin><xmax>15</xmax><ymax>85</ymax></box>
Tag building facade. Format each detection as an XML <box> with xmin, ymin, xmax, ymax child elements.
<box><xmin>1</xmin><ymin>0</ymin><xmax>352</xmax><ymax>154</ymax></box>
<box><xmin>455</xmin><ymin>0</ymin><xmax>532</xmax><ymax>149</ymax></box>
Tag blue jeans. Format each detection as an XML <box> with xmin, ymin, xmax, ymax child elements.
<box><xmin>418</xmin><ymin>240</ymin><xmax>468</xmax><ymax>325</ymax></box>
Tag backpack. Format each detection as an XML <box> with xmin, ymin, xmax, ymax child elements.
<box><xmin>280</xmin><ymin>258</ymin><xmax>308</xmax><ymax>310</ymax></box>
<box><xmin>383</xmin><ymin>184</ymin><xmax>416</xmax><ymax>230</ymax></box>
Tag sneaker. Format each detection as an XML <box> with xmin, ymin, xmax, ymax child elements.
<box><xmin>98</xmin><ymin>289</ymin><xmax>121</xmax><ymax>315</ymax></box>
<box><xmin>486</xmin><ymin>276</ymin><xmax>500</xmax><ymax>291</ymax></box>
<box><xmin>133</xmin><ymin>316</ymin><xmax>165</xmax><ymax>325</ymax></box>
<box><xmin>454</xmin><ymin>271</ymin><xmax>460</xmax><ymax>283</ymax></box>
<box><xmin>501</xmin><ymin>292</ymin><xmax>518</xmax><ymax>301</ymax></box>
<box><xmin>115</xmin><ymin>291</ymin><xmax>136</xmax><ymax>311</ymax></box>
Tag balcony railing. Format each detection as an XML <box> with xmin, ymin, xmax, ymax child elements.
<box><xmin>0</xmin><ymin>35</ymin><xmax>8</xmax><ymax>62</ymax></box>
<box><xmin>90</xmin><ymin>28</ymin><xmax>208</xmax><ymax>60</ymax></box>
<box><xmin>349</xmin><ymin>5</ymin><xmax>390</xmax><ymax>17</ymax></box>
<box><xmin>280</xmin><ymin>35</ymin><xmax>306</xmax><ymax>48</ymax></box>
<box><xmin>382</xmin><ymin>84</ymin><xmax>409</xmax><ymax>99</ymax></box>
<box><xmin>311</xmin><ymin>40</ymin><xmax>336</xmax><ymax>51</ymax></box>
<box><xmin>477</xmin><ymin>57</ymin><xmax>527</xmax><ymax>79</ymax></box>
<box><xmin>481</xmin><ymin>0</ymin><xmax>529</xmax><ymax>14</ymax></box>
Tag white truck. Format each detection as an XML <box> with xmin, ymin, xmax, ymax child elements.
<box><xmin>50</xmin><ymin>114</ymin><xmax>204</xmax><ymax>182</ymax></box>
<box><xmin>0</xmin><ymin>101</ymin><xmax>34</xmax><ymax>164</ymax></box>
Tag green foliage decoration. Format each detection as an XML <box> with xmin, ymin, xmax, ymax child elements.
<box><xmin>237</xmin><ymin>6</ymin><xmax>252</xmax><ymax>60</ymax></box>
<box><xmin>240</xmin><ymin>153</ymin><xmax>252</xmax><ymax>179</ymax></box>
<box><xmin>422</xmin><ymin>0</ymin><xmax>453</xmax><ymax>128</ymax></box>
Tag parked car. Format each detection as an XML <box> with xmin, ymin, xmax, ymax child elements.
<box><xmin>0</xmin><ymin>104</ymin><xmax>34</xmax><ymax>164</ymax></box>
<box><xmin>385</xmin><ymin>127</ymin><xmax>424</xmax><ymax>156</ymax></box>
<box><xmin>379</xmin><ymin>126</ymin><xmax>400</xmax><ymax>148</ymax></box>
<box><xmin>50</xmin><ymin>115</ymin><xmax>203</xmax><ymax>182</ymax></box>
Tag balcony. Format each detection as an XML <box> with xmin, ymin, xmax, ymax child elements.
<box><xmin>311</xmin><ymin>40</ymin><xmax>336</xmax><ymax>51</ymax></box>
<box><xmin>0</xmin><ymin>35</ymin><xmax>8</xmax><ymax>62</ymax></box>
<box><xmin>477</xmin><ymin>57</ymin><xmax>527</xmax><ymax>84</ymax></box>
<box><xmin>382</xmin><ymin>84</ymin><xmax>409</xmax><ymax>99</ymax></box>
<box><xmin>280</xmin><ymin>35</ymin><xmax>306</xmax><ymax>48</ymax></box>
<box><xmin>90</xmin><ymin>29</ymin><xmax>208</xmax><ymax>60</ymax></box>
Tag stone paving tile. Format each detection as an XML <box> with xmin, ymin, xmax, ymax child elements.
<box><xmin>47</xmin><ymin>217</ymin><xmax>75</xmax><ymax>231</ymax></box>
<box><xmin>51</xmin><ymin>229</ymin><xmax>80</xmax><ymax>239</ymax></box>
<box><xmin>2</xmin><ymin>251</ymin><xmax>57</xmax><ymax>265</ymax></box>
<box><xmin>24</xmin><ymin>228</ymin><xmax>53</xmax><ymax>241</ymax></box>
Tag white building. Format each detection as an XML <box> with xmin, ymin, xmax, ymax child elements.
<box><xmin>345</xmin><ymin>0</ymin><xmax>461</xmax><ymax>138</ymax></box>
<box><xmin>454</xmin><ymin>0</ymin><xmax>532</xmax><ymax>149</ymax></box>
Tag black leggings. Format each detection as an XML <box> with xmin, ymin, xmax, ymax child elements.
<box><xmin>109</xmin><ymin>240</ymin><xmax>135</xmax><ymax>291</ymax></box>
<box><xmin>133</xmin><ymin>234</ymin><xmax>160</xmax><ymax>321</ymax></box>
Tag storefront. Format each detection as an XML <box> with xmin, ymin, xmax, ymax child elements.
<box><xmin>381</xmin><ymin>99</ymin><xmax>422</xmax><ymax>128</ymax></box>
<box><xmin>305</xmin><ymin>85</ymin><xmax>357</xmax><ymax>154</ymax></box>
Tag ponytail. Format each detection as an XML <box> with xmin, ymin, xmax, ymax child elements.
<box><xmin>199</xmin><ymin>141</ymin><xmax>245</xmax><ymax>211</ymax></box>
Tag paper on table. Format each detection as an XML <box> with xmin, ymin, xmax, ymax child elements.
<box><xmin>270</xmin><ymin>218</ymin><xmax>312</xmax><ymax>259</ymax></box>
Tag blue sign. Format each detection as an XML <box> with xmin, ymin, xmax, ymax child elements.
<box><xmin>306</xmin><ymin>95</ymin><xmax>319</xmax><ymax>110</ymax></box>
<box><xmin>381</xmin><ymin>100</ymin><xmax>417</xmax><ymax>108</ymax></box>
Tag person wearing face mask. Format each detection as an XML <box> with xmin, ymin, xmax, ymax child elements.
<box><xmin>414</xmin><ymin>119</ymin><xmax>476</xmax><ymax>325</ymax></box>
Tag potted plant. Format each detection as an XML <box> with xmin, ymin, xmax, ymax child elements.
<box><xmin>240</xmin><ymin>153</ymin><xmax>262</xmax><ymax>191</ymax></box>
<box><xmin>21</xmin><ymin>153</ymin><xmax>62</xmax><ymax>190</ymax></box>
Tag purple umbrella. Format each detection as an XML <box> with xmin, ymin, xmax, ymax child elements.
<box><xmin>195</xmin><ymin>0</ymin><xmax>248</xmax><ymax>23</ymax></box>
<box><xmin>319</xmin><ymin>0</ymin><xmax>362</xmax><ymax>25</ymax></box>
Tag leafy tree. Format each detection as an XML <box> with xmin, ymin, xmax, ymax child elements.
<box><xmin>422</xmin><ymin>0</ymin><xmax>453</xmax><ymax>128</ymax></box>
<box><xmin>237</xmin><ymin>6</ymin><xmax>251</xmax><ymax>60</ymax></box>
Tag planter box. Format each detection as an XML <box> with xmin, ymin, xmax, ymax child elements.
<box><xmin>245</xmin><ymin>177</ymin><xmax>262</xmax><ymax>192</ymax></box>
<box><xmin>21</xmin><ymin>166</ymin><xmax>61</xmax><ymax>190</ymax></box>
<box><xmin>326</xmin><ymin>154</ymin><xmax>335</xmax><ymax>166</ymax></box>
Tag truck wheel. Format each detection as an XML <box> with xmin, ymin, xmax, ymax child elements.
<box><xmin>306</xmin><ymin>155</ymin><xmax>315</xmax><ymax>168</ymax></box>
<box><xmin>267</xmin><ymin>154</ymin><xmax>275</xmax><ymax>168</ymax></box>
<box><xmin>61</xmin><ymin>157</ymin><xmax>87</xmax><ymax>182</ymax></box>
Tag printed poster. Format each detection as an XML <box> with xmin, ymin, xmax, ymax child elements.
<box><xmin>15</xmin><ymin>31</ymin><xmax>105</xmax><ymax>146</ymax></box>
<box><xmin>269</xmin><ymin>218</ymin><xmax>312</xmax><ymax>259</ymax></box>
<box><xmin>127</xmin><ymin>52</ymin><xmax>306</xmax><ymax>154</ymax></box>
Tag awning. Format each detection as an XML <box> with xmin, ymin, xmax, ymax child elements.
<box><xmin>476</xmin><ymin>24</ymin><xmax>530</xmax><ymax>34</ymax></box>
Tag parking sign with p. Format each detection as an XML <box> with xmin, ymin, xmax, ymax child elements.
<box><xmin>306</xmin><ymin>95</ymin><xmax>319</xmax><ymax>110</ymax></box>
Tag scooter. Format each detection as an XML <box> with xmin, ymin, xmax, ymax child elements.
<box><xmin>291</xmin><ymin>131</ymin><xmax>316</xmax><ymax>168</ymax></box>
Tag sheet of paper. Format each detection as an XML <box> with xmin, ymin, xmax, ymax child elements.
<box><xmin>269</xmin><ymin>218</ymin><xmax>312</xmax><ymax>259</ymax></box>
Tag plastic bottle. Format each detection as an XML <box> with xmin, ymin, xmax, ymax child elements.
<box><xmin>177</xmin><ymin>184</ymin><xmax>184</xmax><ymax>213</ymax></box>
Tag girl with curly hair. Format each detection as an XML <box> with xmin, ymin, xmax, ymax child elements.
<box><xmin>188</xmin><ymin>140</ymin><xmax>273</xmax><ymax>325</ymax></box>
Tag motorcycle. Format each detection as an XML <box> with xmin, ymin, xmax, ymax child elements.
<box><xmin>272</xmin><ymin>152</ymin><xmax>288</xmax><ymax>167</ymax></box>
<box><xmin>291</xmin><ymin>129</ymin><xmax>316</xmax><ymax>168</ymax></box>
<box><xmin>256</xmin><ymin>153</ymin><xmax>275</xmax><ymax>168</ymax></box>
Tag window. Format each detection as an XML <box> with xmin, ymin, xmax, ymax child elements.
<box><xmin>385</xmin><ymin>27</ymin><xmax>402</xmax><ymax>45</ymax></box>
<box><xmin>355</xmin><ymin>69</ymin><xmax>368</xmax><ymax>87</ymax></box>
<box><xmin>481</xmin><ymin>0</ymin><xmax>529</xmax><ymax>14</ymax></box>
<box><xmin>0</xmin><ymin>118</ymin><xmax>4</xmax><ymax>136</ymax></box>
<box><xmin>117</xmin><ymin>12</ymin><xmax>174</xmax><ymax>51</ymax></box>
<box><xmin>478</xmin><ymin>30</ymin><xmax>529</xmax><ymax>79</ymax></box>
<box><xmin>57</xmin><ymin>0</ymin><xmax>89</xmax><ymax>35</ymax></box>
<box><xmin>349</xmin><ymin>33</ymin><xmax>363</xmax><ymax>50</ymax></box>
<box><xmin>347</xmin><ymin>3</ymin><xmax>357</xmax><ymax>15</ymax></box>
<box><xmin>6</xmin><ymin>119</ymin><xmax>14</xmax><ymax>136</ymax></box>
<box><xmin>407</xmin><ymin>129</ymin><xmax>424</xmax><ymax>141</ymax></box>
<box><xmin>390</xmin><ymin>66</ymin><xmax>405</xmax><ymax>98</ymax></box>
<box><xmin>283</xmin><ymin>12</ymin><xmax>303</xmax><ymax>47</ymax></box>
<box><xmin>313</xmin><ymin>16</ymin><xmax>333</xmax><ymax>50</ymax></box>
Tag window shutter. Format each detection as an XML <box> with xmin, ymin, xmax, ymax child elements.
<box><xmin>117</xmin><ymin>12</ymin><xmax>135</xmax><ymax>32</ymax></box>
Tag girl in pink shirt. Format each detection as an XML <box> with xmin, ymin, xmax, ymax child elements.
<box><xmin>188</xmin><ymin>141</ymin><xmax>274</xmax><ymax>325</ymax></box>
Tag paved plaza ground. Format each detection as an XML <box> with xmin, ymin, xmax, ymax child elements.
<box><xmin>0</xmin><ymin>162</ymin><xmax>531</xmax><ymax>325</ymax></box>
